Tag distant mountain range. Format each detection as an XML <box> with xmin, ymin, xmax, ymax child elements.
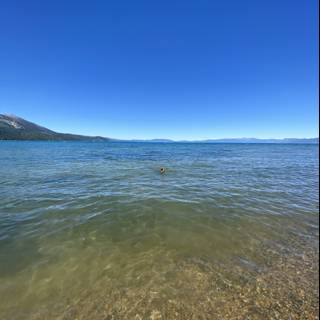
<box><xmin>0</xmin><ymin>114</ymin><xmax>318</xmax><ymax>143</ymax></box>
<box><xmin>0</xmin><ymin>114</ymin><xmax>108</xmax><ymax>141</ymax></box>
<box><xmin>174</xmin><ymin>138</ymin><xmax>319</xmax><ymax>144</ymax></box>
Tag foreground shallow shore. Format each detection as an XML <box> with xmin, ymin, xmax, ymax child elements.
<box><xmin>49</xmin><ymin>251</ymin><xmax>319</xmax><ymax>319</ymax></box>
<box><xmin>5</xmin><ymin>244</ymin><xmax>317</xmax><ymax>320</ymax></box>
<box><xmin>1</xmin><ymin>212</ymin><xmax>318</xmax><ymax>320</ymax></box>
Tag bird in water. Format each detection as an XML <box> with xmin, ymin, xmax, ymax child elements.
<box><xmin>160</xmin><ymin>167</ymin><xmax>166</xmax><ymax>174</ymax></box>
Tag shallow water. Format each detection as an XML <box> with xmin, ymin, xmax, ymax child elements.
<box><xmin>0</xmin><ymin>142</ymin><xmax>319</xmax><ymax>319</ymax></box>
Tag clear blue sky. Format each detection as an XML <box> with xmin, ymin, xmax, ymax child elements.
<box><xmin>0</xmin><ymin>0</ymin><xmax>318</xmax><ymax>140</ymax></box>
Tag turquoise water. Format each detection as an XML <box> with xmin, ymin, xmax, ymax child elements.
<box><xmin>0</xmin><ymin>142</ymin><xmax>319</xmax><ymax>319</ymax></box>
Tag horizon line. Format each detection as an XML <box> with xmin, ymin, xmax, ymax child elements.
<box><xmin>1</xmin><ymin>114</ymin><xmax>318</xmax><ymax>142</ymax></box>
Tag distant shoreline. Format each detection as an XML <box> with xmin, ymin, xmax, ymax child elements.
<box><xmin>0</xmin><ymin>139</ymin><xmax>318</xmax><ymax>144</ymax></box>
<box><xmin>0</xmin><ymin>115</ymin><xmax>318</xmax><ymax>144</ymax></box>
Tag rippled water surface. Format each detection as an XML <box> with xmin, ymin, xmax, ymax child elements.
<box><xmin>0</xmin><ymin>142</ymin><xmax>319</xmax><ymax>319</ymax></box>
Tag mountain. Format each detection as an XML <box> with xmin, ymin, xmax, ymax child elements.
<box><xmin>188</xmin><ymin>138</ymin><xmax>319</xmax><ymax>144</ymax></box>
<box><xmin>126</xmin><ymin>138</ymin><xmax>318</xmax><ymax>143</ymax></box>
<box><xmin>0</xmin><ymin>114</ymin><xmax>109</xmax><ymax>141</ymax></box>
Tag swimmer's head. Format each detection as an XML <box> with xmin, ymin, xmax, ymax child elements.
<box><xmin>160</xmin><ymin>167</ymin><xmax>165</xmax><ymax>174</ymax></box>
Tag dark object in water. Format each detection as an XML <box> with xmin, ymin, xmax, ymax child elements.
<box><xmin>160</xmin><ymin>167</ymin><xmax>166</xmax><ymax>174</ymax></box>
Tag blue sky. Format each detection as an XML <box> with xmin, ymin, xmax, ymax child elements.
<box><xmin>0</xmin><ymin>0</ymin><xmax>318</xmax><ymax>139</ymax></box>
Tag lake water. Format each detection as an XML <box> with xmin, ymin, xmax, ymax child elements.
<box><xmin>0</xmin><ymin>142</ymin><xmax>319</xmax><ymax>319</ymax></box>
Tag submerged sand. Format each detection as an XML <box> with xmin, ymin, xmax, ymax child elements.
<box><xmin>27</xmin><ymin>241</ymin><xmax>318</xmax><ymax>320</ymax></box>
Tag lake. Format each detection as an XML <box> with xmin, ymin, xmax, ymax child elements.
<box><xmin>0</xmin><ymin>142</ymin><xmax>319</xmax><ymax>319</ymax></box>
